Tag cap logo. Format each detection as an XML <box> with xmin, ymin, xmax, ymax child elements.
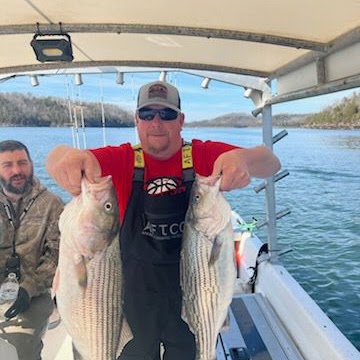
<box><xmin>148</xmin><ymin>84</ymin><xmax>168</xmax><ymax>100</ymax></box>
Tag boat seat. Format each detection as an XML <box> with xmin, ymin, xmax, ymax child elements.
<box><xmin>216</xmin><ymin>293</ymin><xmax>305</xmax><ymax>360</ymax></box>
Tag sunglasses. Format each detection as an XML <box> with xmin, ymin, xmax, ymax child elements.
<box><xmin>137</xmin><ymin>107</ymin><xmax>179</xmax><ymax>121</ymax></box>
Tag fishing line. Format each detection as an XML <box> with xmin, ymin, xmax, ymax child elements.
<box><xmin>98</xmin><ymin>74</ymin><xmax>107</xmax><ymax>146</ymax></box>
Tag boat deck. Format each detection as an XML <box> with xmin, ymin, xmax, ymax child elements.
<box><xmin>218</xmin><ymin>293</ymin><xmax>304</xmax><ymax>360</ymax></box>
<box><xmin>42</xmin><ymin>322</ymin><xmax>73</xmax><ymax>360</ymax></box>
<box><xmin>42</xmin><ymin>292</ymin><xmax>304</xmax><ymax>360</ymax></box>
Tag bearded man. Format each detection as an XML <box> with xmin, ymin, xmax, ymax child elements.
<box><xmin>0</xmin><ymin>140</ymin><xmax>63</xmax><ymax>360</ymax></box>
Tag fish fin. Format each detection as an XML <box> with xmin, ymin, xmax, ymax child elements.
<box><xmin>116</xmin><ymin>315</ymin><xmax>133</xmax><ymax>357</ymax></box>
<box><xmin>181</xmin><ymin>305</ymin><xmax>188</xmax><ymax>324</ymax></box>
<box><xmin>73</xmin><ymin>253</ymin><xmax>88</xmax><ymax>288</ymax></box>
<box><xmin>52</xmin><ymin>267</ymin><xmax>60</xmax><ymax>296</ymax></box>
<box><xmin>220</xmin><ymin>312</ymin><xmax>231</xmax><ymax>332</ymax></box>
<box><xmin>72</xmin><ymin>346</ymin><xmax>84</xmax><ymax>360</ymax></box>
<box><xmin>181</xmin><ymin>305</ymin><xmax>196</xmax><ymax>335</ymax></box>
<box><xmin>209</xmin><ymin>174</ymin><xmax>222</xmax><ymax>187</ymax></box>
<box><xmin>209</xmin><ymin>237</ymin><xmax>223</xmax><ymax>265</ymax></box>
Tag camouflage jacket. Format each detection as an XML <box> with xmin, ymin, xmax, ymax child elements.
<box><xmin>0</xmin><ymin>177</ymin><xmax>64</xmax><ymax>299</ymax></box>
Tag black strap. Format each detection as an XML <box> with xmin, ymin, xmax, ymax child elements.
<box><xmin>3</xmin><ymin>197</ymin><xmax>36</xmax><ymax>256</ymax></box>
<box><xmin>248</xmin><ymin>243</ymin><xmax>269</xmax><ymax>293</ymax></box>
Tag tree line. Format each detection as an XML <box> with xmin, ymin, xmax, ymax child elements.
<box><xmin>304</xmin><ymin>91</ymin><xmax>360</xmax><ymax>129</ymax></box>
<box><xmin>0</xmin><ymin>91</ymin><xmax>359</xmax><ymax>129</ymax></box>
<box><xmin>0</xmin><ymin>92</ymin><xmax>134</xmax><ymax>127</ymax></box>
<box><xmin>188</xmin><ymin>91</ymin><xmax>360</xmax><ymax>129</ymax></box>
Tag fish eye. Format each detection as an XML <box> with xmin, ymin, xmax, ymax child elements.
<box><xmin>104</xmin><ymin>202</ymin><xmax>113</xmax><ymax>211</ymax></box>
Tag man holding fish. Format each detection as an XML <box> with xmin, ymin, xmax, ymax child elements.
<box><xmin>47</xmin><ymin>81</ymin><xmax>280</xmax><ymax>360</ymax></box>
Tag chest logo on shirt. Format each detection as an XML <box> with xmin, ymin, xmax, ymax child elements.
<box><xmin>146</xmin><ymin>177</ymin><xmax>179</xmax><ymax>195</ymax></box>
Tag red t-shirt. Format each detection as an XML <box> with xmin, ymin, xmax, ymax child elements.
<box><xmin>90</xmin><ymin>139</ymin><xmax>238</xmax><ymax>223</ymax></box>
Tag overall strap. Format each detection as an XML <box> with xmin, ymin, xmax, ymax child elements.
<box><xmin>133</xmin><ymin>144</ymin><xmax>145</xmax><ymax>181</ymax></box>
<box><xmin>132</xmin><ymin>142</ymin><xmax>194</xmax><ymax>182</ymax></box>
<box><xmin>181</xmin><ymin>142</ymin><xmax>194</xmax><ymax>182</ymax></box>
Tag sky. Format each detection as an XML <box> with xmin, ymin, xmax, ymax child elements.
<box><xmin>0</xmin><ymin>71</ymin><xmax>358</xmax><ymax>122</ymax></box>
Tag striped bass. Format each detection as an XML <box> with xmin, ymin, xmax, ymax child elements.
<box><xmin>180</xmin><ymin>174</ymin><xmax>237</xmax><ymax>360</ymax></box>
<box><xmin>53</xmin><ymin>176</ymin><xmax>132</xmax><ymax>360</ymax></box>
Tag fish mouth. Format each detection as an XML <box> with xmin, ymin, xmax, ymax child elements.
<box><xmin>82</xmin><ymin>223</ymin><xmax>101</xmax><ymax>232</ymax></box>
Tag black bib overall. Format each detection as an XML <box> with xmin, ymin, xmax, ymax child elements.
<box><xmin>118</xmin><ymin>146</ymin><xmax>196</xmax><ymax>360</ymax></box>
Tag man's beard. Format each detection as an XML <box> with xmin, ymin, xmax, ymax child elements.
<box><xmin>0</xmin><ymin>171</ymin><xmax>34</xmax><ymax>195</ymax></box>
<box><xmin>147</xmin><ymin>143</ymin><xmax>169</xmax><ymax>155</ymax></box>
<box><xmin>147</xmin><ymin>136</ymin><xmax>170</xmax><ymax>155</ymax></box>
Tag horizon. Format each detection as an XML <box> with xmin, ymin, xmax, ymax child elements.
<box><xmin>0</xmin><ymin>72</ymin><xmax>359</xmax><ymax>122</ymax></box>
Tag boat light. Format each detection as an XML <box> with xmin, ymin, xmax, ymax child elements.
<box><xmin>30</xmin><ymin>33</ymin><xmax>73</xmax><ymax>63</ymax></box>
<box><xmin>30</xmin><ymin>75</ymin><xmax>39</xmax><ymax>87</ymax></box>
<box><xmin>201</xmin><ymin>77</ymin><xmax>211</xmax><ymax>89</ymax></box>
<box><xmin>74</xmin><ymin>73</ymin><xmax>83</xmax><ymax>86</ymax></box>
<box><xmin>243</xmin><ymin>87</ymin><xmax>263</xmax><ymax>107</ymax></box>
<box><xmin>116</xmin><ymin>72</ymin><xmax>124</xmax><ymax>85</ymax></box>
<box><xmin>243</xmin><ymin>88</ymin><xmax>253</xmax><ymax>98</ymax></box>
<box><xmin>159</xmin><ymin>71</ymin><xmax>167</xmax><ymax>82</ymax></box>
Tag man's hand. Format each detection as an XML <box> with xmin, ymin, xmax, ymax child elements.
<box><xmin>4</xmin><ymin>287</ymin><xmax>30</xmax><ymax>319</ymax></box>
<box><xmin>46</xmin><ymin>145</ymin><xmax>101</xmax><ymax>196</ymax></box>
<box><xmin>212</xmin><ymin>149</ymin><xmax>251</xmax><ymax>191</ymax></box>
<box><xmin>211</xmin><ymin>147</ymin><xmax>281</xmax><ymax>191</ymax></box>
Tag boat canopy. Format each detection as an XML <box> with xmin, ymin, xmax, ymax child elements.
<box><xmin>0</xmin><ymin>0</ymin><xmax>359</xmax><ymax>104</ymax></box>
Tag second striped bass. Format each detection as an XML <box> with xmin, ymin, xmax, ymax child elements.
<box><xmin>53</xmin><ymin>176</ymin><xmax>132</xmax><ymax>360</ymax></box>
<box><xmin>180</xmin><ymin>174</ymin><xmax>236</xmax><ymax>360</ymax></box>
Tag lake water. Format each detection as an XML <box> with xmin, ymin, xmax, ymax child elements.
<box><xmin>1</xmin><ymin>126</ymin><xmax>359</xmax><ymax>349</ymax></box>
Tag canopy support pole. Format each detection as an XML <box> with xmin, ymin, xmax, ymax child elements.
<box><xmin>261</xmin><ymin>104</ymin><xmax>279</xmax><ymax>263</ymax></box>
